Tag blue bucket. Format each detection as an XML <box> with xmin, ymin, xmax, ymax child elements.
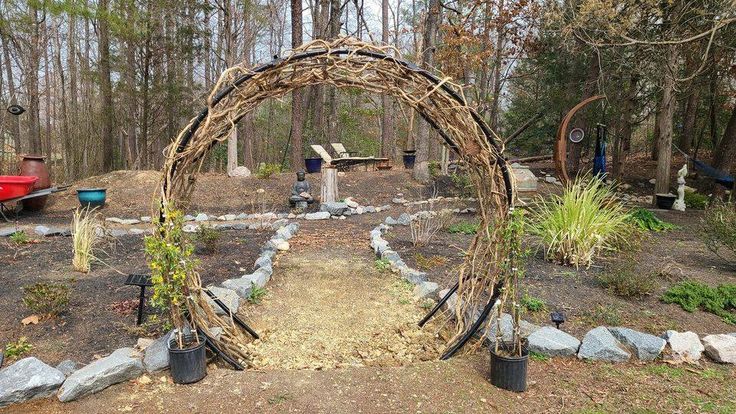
<box><xmin>305</xmin><ymin>158</ymin><xmax>323</xmax><ymax>174</ymax></box>
<box><xmin>77</xmin><ymin>188</ymin><xmax>107</xmax><ymax>208</ymax></box>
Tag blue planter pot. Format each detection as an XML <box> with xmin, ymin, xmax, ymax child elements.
<box><xmin>305</xmin><ymin>158</ymin><xmax>323</xmax><ymax>174</ymax></box>
<box><xmin>77</xmin><ymin>188</ymin><xmax>107</xmax><ymax>208</ymax></box>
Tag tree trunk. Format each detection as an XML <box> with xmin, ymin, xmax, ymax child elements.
<box><xmin>612</xmin><ymin>75</ymin><xmax>637</xmax><ymax>178</ymax></box>
<box><xmin>654</xmin><ymin>45</ymin><xmax>678</xmax><ymax>198</ymax></box>
<box><xmin>98</xmin><ymin>0</ymin><xmax>115</xmax><ymax>171</ymax></box>
<box><xmin>1</xmin><ymin>36</ymin><xmax>20</xmax><ymax>153</ymax></box>
<box><xmin>289</xmin><ymin>0</ymin><xmax>305</xmax><ymax>171</ymax></box>
<box><xmin>325</xmin><ymin>0</ymin><xmax>341</xmax><ymax>144</ymax></box>
<box><xmin>413</xmin><ymin>0</ymin><xmax>439</xmax><ymax>182</ymax></box>
<box><xmin>380</xmin><ymin>0</ymin><xmax>396</xmax><ymax>162</ymax></box>
<box><xmin>680</xmin><ymin>84</ymin><xmax>701</xmax><ymax>155</ymax></box>
<box><xmin>320</xmin><ymin>166</ymin><xmax>338</xmax><ymax>203</ymax></box>
<box><xmin>27</xmin><ymin>5</ymin><xmax>42</xmax><ymax>155</ymax></box>
<box><xmin>711</xmin><ymin>106</ymin><xmax>736</xmax><ymax>174</ymax></box>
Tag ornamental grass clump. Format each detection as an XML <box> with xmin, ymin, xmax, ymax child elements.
<box><xmin>529</xmin><ymin>176</ymin><xmax>630</xmax><ymax>268</ymax></box>
<box><xmin>145</xmin><ymin>209</ymin><xmax>199</xmax><ymax>348</ymax></box>
<box><xmin>71</xmin><ymin>207</ymin><xmax>102</xmax><ymax>273</ymax></box>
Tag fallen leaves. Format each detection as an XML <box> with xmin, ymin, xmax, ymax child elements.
<box><xmin>21</xmin><ymin>314</ymin><xmax>40</xmax><ymax>325</ymax></box>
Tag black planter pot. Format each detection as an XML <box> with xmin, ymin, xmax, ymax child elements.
<box><xmin>168</xmin><ymin>333</ymin><xmax>207</xmax><ymax>384</ymax></box>
<box><xmin>655</xmin><ymin>193</ymin><xmax>677</xmax><ymax>210</ymax></box>
<box><xmin>490</xmin><ymin>343</ymin><xmax>528</xmax><ymax>392</ymax></box>
<box><xmin>402</xmin><ymin>151</ymin><xmax>416</xmax><ymax>169</ymax></box>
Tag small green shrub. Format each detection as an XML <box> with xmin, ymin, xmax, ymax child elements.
<box><xmin>582</xmin><ymin>304</ymin><xmax>622</xmax><ymax>326</ymax></box>
<box><xmin>597</xmin><ymin>262</ymin><xmax>656</xmax><ymax>298</ymax></box>
<box><xmin>428</xmin><ymin>161</ymin><xmax>442</xmax><ymax>177</ymax></box>
<box><xmin>375</xmin><ymin>258</ymin><xmax>391</xmax><ymax>272</ymax></box>
<box><xmin>248</xmin><ymin>285</ymin><xmax>267</xmax><ymax>304</ymax></box>
<box><xmin>450</xmin><ymin>172</ymin><xmax>474</xmax><ymax>196</ymax></box>
<box><xmin>447</xmin><ymin>221</ymin><xmax>479</xmax><ymax>235</ymax></box>
<box><xmin>529</xmin><ymin>351</ymin><xmax>549</xmax><ymax>362</ymax></box>
<box><xmin>684</xmin><ymin>191</ymin><xmax>709</xmax><ymax>209</ymax></box>
<box><xmin>626</xmin><ymin>208</ymin><xmax>676</xmax><ymax>232</ymax></box>
<box><xmin>256</xmin><ymin>163</ymin><xmax>282</xmax><ymax>179</ymax></box>
<box><xmin>193</xmin><ymin>224</ymin><xmax>221</xmax><ymax>253</ymax></box>
<box><xmin>22</xmin><ymin>283</ymin><xmax>70</xmax><ymax>317</ymax></box>
<box><xmin>700</xmin><ymin>203</ymin><xmax>736</xmax><ymax>262</ymax></box>
<box><xmin>521</xmin><ymin>294</ymin><xmax>546</xmax><ymax>312</ymax></box>
<box><xmin>529</xmin><ymin>176</ymin><xmax>632</xmax><ymax>268</ymax></box>
<box><xmin>4</xmin><ymin>337</ymin><xmax>32</xmax><ymax>359</ymax></box>
<box><xmin>10</xmin><ymin>230</ymin><xmax>30</xmax><ymax>245</ymax></box>
<box><xmin>662</xmin><ymin>281</ymin><xmax>736</xmax><ymax>324</ymax></box>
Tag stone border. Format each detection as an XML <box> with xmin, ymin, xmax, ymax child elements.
<box><xmin>369</xmin><ymin>213</ymin><xmax>736</xmax><ymax>366</ymax></box>
<box><xmin>0</xmin><ymin>220</ymin><xmax>301</xmax><ymax>408</ymax></box>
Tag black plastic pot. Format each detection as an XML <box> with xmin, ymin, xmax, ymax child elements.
<box><xmin>655</xmin><ymin>193</ymin><xmax>677</xmax><ymax>210</ymax></box>
<box><xmin>168</xmin><ymin>333</ymin><xmax>207</xmax><ymax>384</ymax></box>
<box><xmin>490</xmin><ymin>343</ymin><xmax>528</xmax><ymax>392</ymax></box>
<box><xmin>402</xmin><ymin>151</ymin><xmax>416</xmax><ymax>169</ymax></box>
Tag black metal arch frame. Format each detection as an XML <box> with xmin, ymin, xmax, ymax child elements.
<box><xmin>161</xmin><ymin>45</ymin><xmax>515</xmax><ymax>361</ymax></box>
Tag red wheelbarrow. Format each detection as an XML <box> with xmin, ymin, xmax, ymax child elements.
<box><xmin>0</xmin><ymin>176</ymin><xmax>65</xmax><ymax>221</ymax></box>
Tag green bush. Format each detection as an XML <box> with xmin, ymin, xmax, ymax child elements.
<box><xmin>447</xmin><ymin>221</ymin><xmax>479</xmax><ymax>235</ymax></box>
<box><xmin>662</xmin><ymin>281</ymin><xmax>736</xmax><ymax>324</ymax></box>
<box><xmin>10</xmin><ymin>230</ymin><xmax>30</xmax><ymax>245</ymax></box>
<box><xmin>193</xmin><ymin>224</ymin><xmax>221</xmax><ymax>253</ymax></box>
<box><xmin>529</xmin><ymin>176</ymin><xmax>631</xmax><ymax>268</ymax></box>
<box><xmin>256</xmin><ymin>163</ymin><xmax>282</xmax><ymax>179</ymax></box>
<box><xmin>597</xmin><ymin>262</ymin><xmax>656</xmax><ymax>298</ymax></box>
<box><xmin>248</xmin><ymin>285</ymin><xmax>267</xmax><ymax>304</ymax></box>
<box><xmin>684</xmin><ymin>190</ymin><xmax>709</xmax><ymax>209</ymax></box>
<box><xmin>22</xmin><ymin>283</ymin><xmax>70</xmax><ymax>317</ymax></box>
<box><xmin>626</xmin><ymin>208</ymin><xmax>676</xmax><ymax>232</ymax></box>
<box><xmin>700</xmin><ymin>203</ymin><xmax>736</xmax><ymax>261</ymax></box>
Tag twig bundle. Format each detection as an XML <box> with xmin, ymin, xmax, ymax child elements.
<box><xmin>157</xmin><ymin>37</ymin><xmax>514</xmax><ymax>363</ymax></box>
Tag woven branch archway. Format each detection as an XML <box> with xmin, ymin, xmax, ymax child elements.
<box><xmin>158</xmin><ymin>38</ymin><xmax>516</xmax><ymax>366</ymax></box>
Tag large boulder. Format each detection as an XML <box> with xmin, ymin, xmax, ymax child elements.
<box><xmin>578</xmin><ymin>327</ymin><xmax>631</xmax><ymax>362</ymax></box>
<box><xmin>527</xmin><ymin>326</ymin><xmax>580</xmax><ymax>357</ymax></box>
<box><xmin>663</xmin><ymin>330</ymin><xmax>704</xmax><ymax>361</ymax></box>
<box><xmin>320</xmin><ymin>202</ymin><xmax>349</xmax><ymax>216</ymax></box>
<box><xmin>204</xmin><ymin>286</ymin><xmax>240</xmax><ymax>315</ymax></box>
<box><xmin>58</xmin><ymin>348</ymin><xmax>144</xmax><ymax>402</ymax></box>
<box><xmin>400</xmin><ymin>267</ymin><xmax>428</xmax><ymax>284</ymax></box>
<box><xmin>397</xmin><ymin>213</ymin><xmax>412</xmax><ymax>226</ymax></box>
<box><xmin>413</xmin><ymin>281</ymin><xmax>439</xmax><ymax>299</ymax></box>
<box><xmin>55</xmin><ymin>360</ymin><xmax>79</xmax><ymax>377</ymax></box>
<box><xmin>702</xmin><ymin>334</ymin><xmax>736</xmax><ymax>364</ymax></box>
<box><xmin>222</xmin><ymin>277</ymin><xmax>255</xmax><ymax>298</ymax></box>
<box><xmin>143</xmin><ymin>332</ymin><xmax>172</xmax><ymax>372</ymax></box>
<box><xmin>608</xmin><ymin>327</ymin><xmax>666</xmax><ymax>361</ymax></box>
<box><xmin>0</xmin><ymin>357</ymin><xmax>66</xmax><ymax>408</ymax></box>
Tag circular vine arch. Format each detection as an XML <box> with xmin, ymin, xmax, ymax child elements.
<box><xmin>158</xmin><ymin>38</ymin><xmax>516</xmax><ymax>366</ymax></box>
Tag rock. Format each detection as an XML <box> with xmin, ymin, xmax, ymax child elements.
<box><xmin>254</xmin><ymin>255</ymin><xmax>272</xmax><ymax>270</ymax></box>
<box><xmin>228</xmin><ymin>166</ymin><xmax>251</xmax><ymax>177</ymax></box>
<box><xmin>392</xmin><ymin>197</ymin><xmax>407</xmax><ymax>204</ymax></box>
<box><xmin>271</xmin><ymin>219</ymin><xmax>289</xmax><ymax>230</ymax></box>
<box><xmin>140</xmin><ymin>216</ymin><xmax>151</xmax><ymax>223</ymax></box>
<box><xmin>578</xmin><ymin>327</ymin><xmax>630</xmax><ymax>362</ymax></box>
<box><xmin>243</xmin><ymin>268</ymin><xmax>270</xmax><ymax>289</ymax></box>
<box><xmin>0</xmin><ymin>228</ymin><xmax>19</xmax><ymax>237</ymax></box>
<box><xmin>512</xmin><ymin>167</ymin><xmax>538</xmax><ymax>192</ymax></box>
<box><xmin>0</xmin><ymin>357</ymin><xmax>66</xmax><ymax>408</ymax></box>
<box><xmin>129</xmin><ymin>228</ymin><xmax>147</xmax><ymax>235</ymax></box>
<box><xmin>371</xmin><ymin>237</ymin><xmax>389</xmax><ymax>255</ymax></box>
<box><xmin>305</xmin><ymin>211</ymin><xmax>330</xmax><ymax>220</ymax></box>
<box><xmin>268</xmin><ymin>238</ymin><xmax>286</xmax><ymax>249</ymax></box>
<box><xmin>194</xmin><ymin>213</ymin><xmax>209</xmax><ymax>222</ymax></box>
<box><xmin>222</xmin><ymin>277</ymin><xmax>255</xmax><ymax>298</ymax></box>
<box><xmin>204</xmin><ymin>286</ymin><xmax>240</xmax><ymax>315</ymax></box>
<box><xmin>218</xmin><ymin>214</ymin><xmax>237</xmax><ymax>221</ymax></box>
<box><xmin>34</xmin><ymin>225</ymin><xmax>51</xmax><ymax>236</ymax></box>
<box><xmin>182</xmin><ymin>224</ymin><xmax>199</xmax><ymax>233</ymax></box>
<box><xmin>649</xmin><ymin>178</ymin><xmax>656</xmax><ymax>184</ymax></box>
<box><xmin>275</xmin><ymin>241</ymin><xmax>290</xmax><ymax>251</ymax></box>
<box><xmin>400</xmin><ymin>267</ymin><xmax>428</xmax><ymax>284</ymax></box>
<box><xmin>608</xmin><ymin>327</ymin><xmax>665</xmax><ymax>361</ymax></box>
<box><xmin>701</xmin><ymin>334</ymin><xmax>736</xmax><ymax>363</ymax></box>
<box><xmin>527</xmin><ymin>327</ymin><xmax>581</xmax><ymax>357</ymax></box>
<box><xmin>544</xmin><ymin>176</ymin><xmax>557</xmax><ymax>183</ymax></box>
<box><xmin>230</xmin><ymin>223</ymin><xmax>248</xmax><ymax>230</ymax></box>
<box><xmin>209</xmin><ymin>327</ymin><xmax>223</xmax><ymax>341</ymax></box>
<box><xmin>413</xmin><ymin>281</ymin><xmax>439</xmax><ymax>299</ymax></box>
<box><xmin>55</xmin><ymin>360</ymin><xmax>78</xmax><ymax>377</ymax></box>
<box><xmin>109</xmin><ymin>229</ymin><xmax>128</xmax><ymax>237</ymax></box>
<box><xmin>664</xmin><ymin>330</ymin><xmax>704</xmax><ymax>361</ymax></box>
<box><xmin>397</xmin><ymin>213</ymin><xmax>412</xmax><ymax>226</ymax></box>
<box><xmin>320</xmin><ymin>202</ymin><xmax>349</xmax><ymax>216</ymax></box>
<box><xmin>136</xmin><ymin>338</ymin><xmax>154</xmax><ymax>350</ymax></box>
<box><xmin>42</xmin><ymin>227</ymin><xmax>71</xmax><ymax>237</ymax></box>
<box><xmin>384</xmin><ymin>216</ymin><xmax>398</xmax><ymax>225</ymax></box>
<box><xmin>365</xmin><ymin>206</ymin><xmax>377</xmax><ymax>213</ymax></box>
<box><xmin>58</xmin><ymin>348</ymin><xmax>144</xmax><ymax>402</ymax></box>
<box><xmin>143</xmin><ymin>333</ymin><xmax>171</xmax><ymax>373</ymax></box>
<box><xmin>381</xmin><ymin>250</ymin><xmax>402</xmax><ymax>264</ymax></box>
<box><xmin>344</xmin><ymin>197</ymin><xmax>359</xmax><ymax>208</ymax></box>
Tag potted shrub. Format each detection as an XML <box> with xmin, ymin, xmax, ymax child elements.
<box><xmin>489</xmin><ymin>209</ymin><xmax>529</xmax><ymax>392</ymax></box>
<box><xmin>145</xmin><ymin>209</ymin><xmax>207</xmax><ymax>384</ymax></box>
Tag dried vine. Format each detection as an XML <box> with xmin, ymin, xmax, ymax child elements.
<box><xmin>156</xmin><ymin>37</ymin><xmax>515</xmax><ymax>364</ymax></box>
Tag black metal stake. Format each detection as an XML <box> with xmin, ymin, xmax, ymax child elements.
<box><xmin>136</xmin><ymin>286</ymin><xmax>147</xmax><ymax>326</ymax></box>
<box><xmin>440</xmin><ymin>282</ymin><xmax>503</xmax><ymax>360</ymax></box>
<box><xmin>203</xmin><ymin>288</ymin><xmax>260</xmax><ymax>339</ymax></box>
<box><xmin>418</xmin><ymin>280</ymin><xmax>460</xmax><ymax>327</ymax></box>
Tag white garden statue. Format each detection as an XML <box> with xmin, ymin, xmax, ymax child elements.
<box><xmin>673</xmin><ymin>164</ymin><xmax>688</xmax><ymax>211</ymax></box>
